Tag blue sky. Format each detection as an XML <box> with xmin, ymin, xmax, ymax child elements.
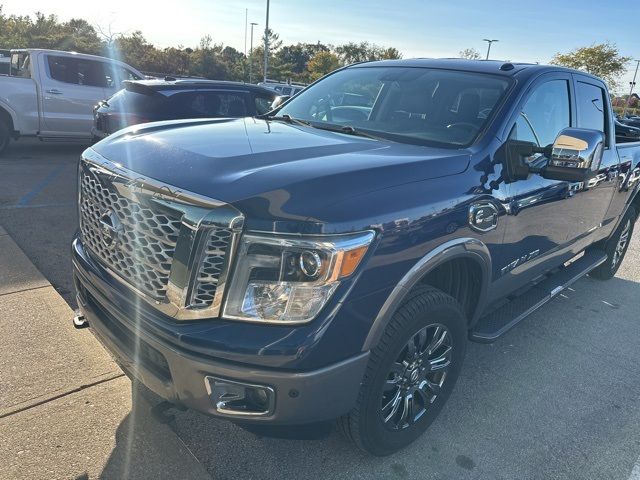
<box><xmin>3</xmin><ymin>0</ymin><xmax>639</xmax><ymax>91</ymax></box>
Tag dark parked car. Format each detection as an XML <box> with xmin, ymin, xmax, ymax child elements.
<box><xmin>0</xmin><ymin>49</ymin><xmax>9</xmax><ymax>75</ymax></box>
<box><xmin>619</xmin><ymin>116</ymin><xmax>640</xmax><ymax>129</ymax></box>
<box><xmin>74</xmin><ymin>59</ymin><xmax>640</xmax><ymax>455</ymax></box>
<box><xmin>616</xmin><ymin>119</ymin><xmax>640</xmax><ymax>142</ymax></box>
<box><xmin>92</xmin><ymin>79</ymin><xmax>277</xmax><ymax>139</ymax></box>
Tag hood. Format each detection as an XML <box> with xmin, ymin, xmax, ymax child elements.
<box><xmin>91</xmin><ymin>117</ymin><xmax>470</xmax><ymax>225</ymax></box>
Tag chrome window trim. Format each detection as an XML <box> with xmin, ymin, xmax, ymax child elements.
<box><xmin>80</xmin><ymin>148</ymin><xmax>244</xmax><ymax>320</ymax></box>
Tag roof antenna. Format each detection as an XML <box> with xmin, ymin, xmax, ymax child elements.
<box><xmin>500</xmin><ymin>62</ymin><xmax>514</xmax><ymax>71</ymax></box>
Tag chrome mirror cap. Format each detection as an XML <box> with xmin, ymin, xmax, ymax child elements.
<box><xmin>550</xmin><ymin>128</ymin><xmax>605</xmax><ymax>170</ymax></box>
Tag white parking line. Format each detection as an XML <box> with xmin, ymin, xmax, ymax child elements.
<box><xmin>629</xmin><ymin>455</ymin><xmax>640</xmax><ymax>480</ymax></box>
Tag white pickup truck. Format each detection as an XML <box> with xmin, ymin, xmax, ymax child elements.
<box><xmin>0</xmin><ymin>49</ymin><xmax>144</xmax><ymax>154</ymax></box>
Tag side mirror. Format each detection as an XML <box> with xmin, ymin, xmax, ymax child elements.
<box><xmin>542</xmin><ymin>128</ymin><xmax>605</xmax><ymax>182</ymax></box>
<box><xmin>271</xmin><ymin>95</ymin><xmax>290</xmax><ymax>110</ymax></box>
<box><xmin>502</xmin><ymin>128</ymin><xmax>605</xmax><ymax>184</ymax></box>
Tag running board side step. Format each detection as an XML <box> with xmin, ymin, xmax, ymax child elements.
<box><xmin>469</xmin><ymin>250</ymin><xmax>607</xmax><ymax>343</ymax></box>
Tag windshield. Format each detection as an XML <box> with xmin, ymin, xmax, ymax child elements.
<box><xmin>279</xmin><ymin>66</ymin><xmax>510</xmax><ymax>147</ymax></box>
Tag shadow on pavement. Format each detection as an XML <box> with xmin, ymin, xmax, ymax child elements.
<box><xmin>97</xmin><ymin>382</ymin><xmax>210</xmax><ymax>480</ymax></box>
<box><xmin>134</xmin><ymin>274</ymin><xmax>640</xmax><ymax>480</ymax></box>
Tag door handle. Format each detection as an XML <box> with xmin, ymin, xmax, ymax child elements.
<box><xmin>46</xmin><ymin>89</ymin><xmax>62</xmax><ymax>95</ymax></box>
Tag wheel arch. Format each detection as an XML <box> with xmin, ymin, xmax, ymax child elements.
<box><xmin>0</xmin><ymin>103</ymin><xmax>17</xmax><ymax>134</ymax></box>
<box><xmin>362</xmin><ymin>238</ymin><xmax>491</xmax><ymax>351</ymax></box>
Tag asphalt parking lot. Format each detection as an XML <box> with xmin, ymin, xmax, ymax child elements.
<box><xmin>1</xmin><ymin>138</ymin><xmax>640</xmax><ymax>480</ymax></box>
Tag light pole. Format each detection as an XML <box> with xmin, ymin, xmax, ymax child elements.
<box><xmin>244</xmin><ymin>8</ymin><xmax>248</xmax><ymax>57</ymax></box>
<box><xmin>483</xmin><ymin>39</ymin><xmax>499</xmax><ymax>60</ymax></box>
<box><xmin>622</xmin><ymin>59</ymin><xmax>640</xmax><ymax>118</ymax></box>
<box><xmin>249</xmin><ymin>22</ymin><xmax>258</xmax><ymax>83</ymax></box>
<box><xmin>263</xmin><ymin>0</ymin><xmax>270</xmax><ymax>83</ymax></box>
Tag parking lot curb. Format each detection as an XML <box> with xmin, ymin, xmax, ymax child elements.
<box><xmin>0</xmin><ymin>223</ymin><xmax>212</xmax><ymax>479</ymax></box>
<box><xmin>0</xmin><ymin>233</ymin><xmax>50</xmax><ymax>296</ymax></box>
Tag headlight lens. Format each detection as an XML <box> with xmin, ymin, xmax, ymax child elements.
<box><xmin>222</xmin><ymin>231</ymin><xmax>375</xmax><ymax>324</ymax></box>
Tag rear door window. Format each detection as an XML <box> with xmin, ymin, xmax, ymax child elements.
<box><xmin>167</xmin><ymin>91</ymin><xmax>249</xmax><ymax>118</ymax></box>
<box><xmin>576</xmin><ymin>81</ymin><xmax>608</xmax><ymax>142</ymax></box>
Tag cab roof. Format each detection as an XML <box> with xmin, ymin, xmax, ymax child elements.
<box><xmin>350</xmin><ymin>58</ymin><xmax>598</xmax><ymax>82</ymax></box>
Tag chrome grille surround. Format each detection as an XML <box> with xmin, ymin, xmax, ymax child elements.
<box><xmin>79</xmin><ymin>148</ymin><xmax>244</xmax><ymax>320</ymax></box>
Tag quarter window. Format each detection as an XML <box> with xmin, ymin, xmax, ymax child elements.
<box><xmin>10</xmin><ymin>52</ymin><xmax>31</xmax><ymax>78</ymax></box>
<box><xmin>255</xmin><ymin>95</ymin><xmax>275</xmax><ymax>115</ymax></box>
<box><xmin>103</xmin><ymin>64</ymin><xmax>141</xmax><ymax>88</ymax></box>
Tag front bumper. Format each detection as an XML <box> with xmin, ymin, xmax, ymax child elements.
<box><xmin>72</xmin><ymin>238</ymin><xmax>369</xmax><ymax>425</ymax></box>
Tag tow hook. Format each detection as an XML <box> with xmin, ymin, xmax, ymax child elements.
<box><xmin>73</xmin><ymin>310</ymin><xmax>89</xmax><ymax>329</ymax></box>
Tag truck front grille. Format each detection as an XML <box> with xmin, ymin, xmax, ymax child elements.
<box><xmin>191</xmin><ymin>228</ymin><xmax>233</xmax><ymax>308</ymax></box>
<box><xmin>78</xmin><ymin>150</ymin><xmax>243</xmax><ymax>319</ymax></box>
<box><xmin>79</xmin><ymin>172</ymin><xmax>184</xmax><ymax>300</ymax></box>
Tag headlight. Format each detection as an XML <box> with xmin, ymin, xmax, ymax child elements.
<box><xmin>222</xmin><ymin>231</ymin><xmax>375</xmax><ymax>324</ymax></box>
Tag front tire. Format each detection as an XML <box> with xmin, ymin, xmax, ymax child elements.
<box><xmin>590</xmin><ymin>206</ymin><xmax>636</xmax><ymax>280</ymax></box>
<box><xmin>340</xmin><ymin>285</ymin><xmax>467</xmax><ymax>456</ymax></box>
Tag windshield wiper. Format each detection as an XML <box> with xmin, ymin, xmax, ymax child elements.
<box><xmin>262</xmin><ymin>114</ymin><xmax>311</xmax><ymax>127</ymax></box>
<box><xmin>339</xmin><ymin>125</ymin><xmax>386</xmax><ymax>141</ymax></box>
<box><xmin>313</xmin><ymin>123</ymin><xmax>386</xmax><ymax>141</ymax></box>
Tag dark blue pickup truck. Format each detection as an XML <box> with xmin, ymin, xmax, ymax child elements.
<box><xmin>72</xmin><ymin>59</ymin><xmax>640</xmax><ymax>455</ymax></box>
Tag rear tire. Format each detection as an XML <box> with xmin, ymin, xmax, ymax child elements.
<box><xmin>0</xmin><ymin>120</ymin><xmax>10</xmax><ymax>155</ymax></box>
<box><xmin>590</xmin><ymin>206</ymin><xmax>636</xmax><ymax>280</ymax></box>
<box><xmin>339</xmin><ymin>285</ymin><xmax>467</xmax><ymax>456</ymax></box>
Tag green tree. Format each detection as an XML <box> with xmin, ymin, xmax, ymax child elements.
<box><xmin>258</xmin><ymin>29</ymin><xmax>294</xmax><ymax>81</ymax></box>
<box><xmin>459</xmin><ymin>48</ymin><xmax>481</xmax><ymax>60</ymax></box>
<box><xmin>113</xmin><ymin>31</ymin><xmax>159</xmax><ymax>72</ymax></box>
<box><xmin>276</xmin><ymin>42</ymin><xmax>329</xmax><ymax>77</ymax></box>
<box><xmin>0</xmin><ymin>7</ymin><xmax>406</xmax><ymax>84</ymax></box>
<box><xmin>261</xmin><ymin>28</ymin><xmax>282</xmax><ymax>56</ymax></box>
<box><xmin>152</xmin><ymin>47</ymin><xmax>192</xmax><ymax>77</ymax></box>
<box><xmin>59</xmin><ymin>19</ymin><xmax>102</xmax><ymax>54</ymax></box>
<box><xmin>335</xmin><ymin>42</ymin><xmax>372</xmax><ymax>64</ymax></box>
<box><xmin>380</xmin><ymin>47</ymin><xmax>402</xmax><ymax>60</ymax></box>
<box><xmin>335</xmin><ymin>41</ymin><xmax>402</xmax><ymax>64</ymax></box>
<box><xmin>307</xmin><ymin>51</ymin><xmax>341</xmax><ymax>81</ymax></box>
<box><xmin>0</xmin><ymin>8</ymin><xmax>101</xmax><ymax>54</ymax></box>
<box><xmin>551</xmin><ymin>42</ymin><xmax>630</xmax><ymax>90</ymax></box>
<box><xmin>220</xmin><ymin>45</ymin><xmax>245</xmax><ymax>81</ymax></box>
<box><xmin>190</xmin><ymin>35</ymin><xmax>228</xmax><ymax>80</ymax></box>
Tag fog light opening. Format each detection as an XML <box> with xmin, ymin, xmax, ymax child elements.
<box><xmin>205</xmin><ymin>377</ymin><xmax>275</xmax><ymax>416</ymax></box>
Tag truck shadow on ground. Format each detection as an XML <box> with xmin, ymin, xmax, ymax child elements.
<box><xmin>99</xmin><ymin>273</ymin><xmax>640</xmax><ymax>480</ymax></box>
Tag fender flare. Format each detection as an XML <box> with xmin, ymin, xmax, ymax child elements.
<box><xmin>362</xmin><ymin>237</ymin><xmax>491</xmax><ymax>351</ymax></box>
